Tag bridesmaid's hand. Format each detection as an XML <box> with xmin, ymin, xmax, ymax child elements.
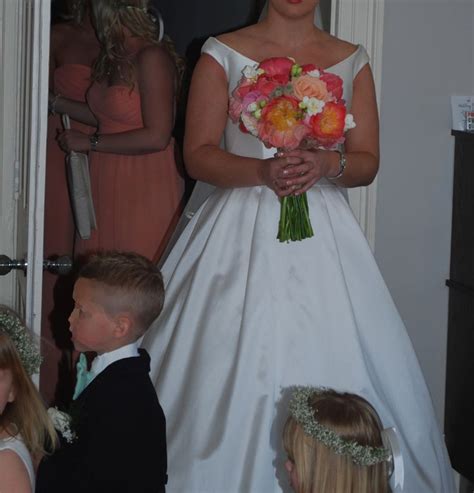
<box><xmin>260</xmin><ymin>154</ymin><xmax>304</xmax><ymax>197</ymax></box>
<box><xmin>57</xmin><ymin>129</ymin><xmax>90</xmax><ymax>153</ymax></box>
<box><xmin>280</xmin><ymin>149</ymin><xmax>338</xmax><ymax>195</ymax></box>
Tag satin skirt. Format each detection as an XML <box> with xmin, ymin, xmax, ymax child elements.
<box><xmin>142</xmin><ymin>182</ymin><xmax>454</xmax><ymax>493</ymax></box>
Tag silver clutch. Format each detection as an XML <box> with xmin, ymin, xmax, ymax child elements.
<box><xmin>62</xmin><ymin>114</ymin><xmax>97</xmax><ymax>240</ymax></box>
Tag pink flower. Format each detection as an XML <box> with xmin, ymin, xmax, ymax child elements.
<box><xmin>229</xmin><ymin>97</ymin><xmax>244</xmax><ymax>123</ymax></box>
<box><xmin>257</xmin><ymin>96</ymin><xmax>309</xmax><ymax>149</ymax></box>
<box><xmin>309</xmin><ymin>101</ymin><xmax>347</xmax><ymax>148</ymax></box>
<box><xmin>258</xmin><ymin>57</ymin><xmax>294</xmax><ymax>79</ymax></box>
<box><xmin>293</xmin><ymin>75</ymin><xmax>330</xmax><ymax>102</ymax></box>
<box><xmin>232</xmin><ymin>75</ymin><xmax>257</xmax><ymax>99</ymax></box>
<box><xmin>319</xmin><ymin>72</ymin><xmax>343</xmax><ymax>100</ymax></box>
<box><xmin>254</xmin><ymin>74</ymin><xmax>285</xmax><ymax>96</ymax></box>
<box><xmin>301</xmin><ymin>63</ymin><xmax>318</xmax><ymax>74</ymax></box>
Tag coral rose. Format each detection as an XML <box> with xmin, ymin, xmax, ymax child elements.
<box><xmin>319</xmin><ymin>72</ymin><xmax>343</xmax><ymax>100</ymax></box>
<box><xmin>258</xmin><ymin>57</ymin><xmax>294</xmax><ymax>79</ymax></box>
<box><xmin>254</xmin><ymin>73</ymin><xmax>288</xmax><ymax>96</ymax></box>
<box><xmin>258</xmin><ymin>96</ymin><xmax>309</xmax><ymax>149</ymax></box>
<box><xmin>293</xmin><ymin>75</ymin><xmax>330</xmax><ymax>102</ymax></box>
<box><xmin>301</xmin><ymin>63</ymin><xmax>318</xmax><ymax>74</ymax></box>
<box><xmin>235</xmin><ymin>78</ymin><xmax>257</xmax><ymax>99</ymax></box>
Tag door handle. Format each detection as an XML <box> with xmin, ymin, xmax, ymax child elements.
<box><xmin>0</xmin><ymin>255</ymin><xmax>73</xmax><ymax>276</ymax></box>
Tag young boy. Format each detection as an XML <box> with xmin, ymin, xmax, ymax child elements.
<box><xmin>36</xmin><ymin>251</ymin><xmax>167</xmax><ymax>493</ymax></box>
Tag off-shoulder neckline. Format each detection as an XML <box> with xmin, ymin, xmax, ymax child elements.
<box><xmin>209</xmin><ymin>36</ymin><xmax>361</xmax><ymax>71</ymax></box>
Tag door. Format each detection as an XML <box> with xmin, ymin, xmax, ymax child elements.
<box><xmin>0</xmin><ymin>0</ymin><xmax>51</xmax><ymax>366</ymax></box>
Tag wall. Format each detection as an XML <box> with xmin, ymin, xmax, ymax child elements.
<box><xmin>375</xmin><ymin>0</ymin><xmax>474</xmax><ymax>425</ymax></box>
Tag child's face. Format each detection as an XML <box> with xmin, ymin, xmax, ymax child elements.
<box><xmin>69</xmin><ymin>278</ymin><xmax>119</xmax><ymax>354</ymax></box>
<box><xmin>0</xmin><ymin>368</ymin><xmax>15</xmax><ymax>414</ymax></box>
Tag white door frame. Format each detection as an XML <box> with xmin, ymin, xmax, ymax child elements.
<box><xmin>25</xmin><ymin>0</ymin><xmax>50</xmax><ymax>335</ymax></box>
<box><xmin>332</xmin><ymin>0</ymin><xmax>385</xmax><ymax>251</ymax></box>
<box><xmin>0</xmin><ymin>0</ymin><xmax>50</xmax><ymax>348</ymax></box>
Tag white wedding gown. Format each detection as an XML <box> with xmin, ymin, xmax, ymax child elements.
<box><xmin>142</xmin><ymin>37</ymin><xmax>455</xmax><ymax>493</ymax></box>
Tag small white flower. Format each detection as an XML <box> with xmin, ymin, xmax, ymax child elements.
<box><xmin>303</xmin><ymin>97</ymin><xmax>325</xmax><ymax>116</ymax></box>
<box><xmin>241</xmin><ymin>113</ymin><xmax>259</xmax><ymax>136</ymax></box>
<box><xmin>242</xmin><ymin>65</ymin><xmax>263</xmax><ymax>81</ymax></box>
<box><xmin>48</xmin><ymin>407</ymin><xmax>77</xmax><ymax>444</ymax></box>
<box><xmin>247</xmin><ymin>102</ymin><xmax>258</xmax><ymax>113</ymax></box>
<box><xmin>307</xmin><ymin>69</ymin><xmax>321</xmax><ymax>78</ymax></box>
<box><xmin>344</xmin><ymin>113</ymin><xmax>356</xmax><ymax>131</ymax></box>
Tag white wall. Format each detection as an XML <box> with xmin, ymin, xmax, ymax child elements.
<box><xmin>375</xmin><ymin>0</ymin><xmax>474</xmax><ymax>425</ymax></box>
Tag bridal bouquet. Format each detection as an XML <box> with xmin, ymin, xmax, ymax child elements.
<box><xmin>229</xmin><ymin>57</ymin><xmax>356</xmax><ymax>242</ymax></box>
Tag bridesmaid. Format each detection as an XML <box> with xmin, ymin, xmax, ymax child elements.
<box><xmin>53</xmin><ymin>0</ymin><xmax>185</xmax><ymax>261</ymax></box>
<box><xmin>42</xmin><ymin>0</ymin><xmax>99</xmax><ymax>406</ymax></box>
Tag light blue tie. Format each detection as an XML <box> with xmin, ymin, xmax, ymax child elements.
<box><xmin>73</xmin><ymin>353</ymin><xmax>94</xmax><ymax>400</ymax></box>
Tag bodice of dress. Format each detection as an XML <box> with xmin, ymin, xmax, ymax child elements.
<box><xmin>201</xmin><ymin>37</ymin><xmax>369</xmax><ymax>160</ymax></box>
<box><xmin>87</xmin><ymin>83</ymin><xmax>143</xmax><ymax>134</ymax></box>
<box><xmin>0</xmin><ymin>435</ymin><xmax>35</xmax><ymax>487</ymax></box>
<box><xmin>54</xmin><ymin>63</ymin><xmax>92</xmax><ymax>102</ymax></box>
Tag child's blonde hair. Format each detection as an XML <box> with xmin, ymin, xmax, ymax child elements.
<box><xmin>283</xmin><ymin>388</ymin><xmax>391</xmax><ymax>493</ymax></box>
<box><xmin>0</xmin><ymin>309</ymin><xmax>58</xmax><ymax>458</ymax></box>
<box><xmin>90</xmin><ymin>0</ymin><xmax>184</xmax><ymax>89</ymax></box>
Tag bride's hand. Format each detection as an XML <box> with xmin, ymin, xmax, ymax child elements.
<box><xmin>279</xmin><ymin>149</ymin><xmax>338</xmax><ymax>195</ymax></box>
<box><xmin>260</xmin><ymin>154</ymin><xmax>304</xmax><ymax>197</ymax></box>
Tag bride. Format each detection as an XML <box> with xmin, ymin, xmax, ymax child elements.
<box><xmin>142</xmin><ymin>0</ymin><xmax>455</xmax><ymax>491</ymax></box>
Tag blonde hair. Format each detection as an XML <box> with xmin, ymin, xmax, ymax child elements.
<box><xmin>283</xmin><ymin>390</ymin><xmax>391</xmax><ymax>493</ymax></box>
<box><xmin>0</xmin><ymin>329</ymin><xmax>58</xmax><ymax>458</ymax></box>
<box><xmin>91</xmin><ymin>0</ymin><xmax>184</xmax><ymax>89</ymax></box>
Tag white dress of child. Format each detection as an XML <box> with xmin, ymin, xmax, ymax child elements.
<box><xmin>0</xmin><ymin>434</ymin><xmax>35</xmax><ymax>488</ymax></box>
<box><xmin>142</xmin><ymin>37</ymin><xmax>455</xmax><ymax>492</ymax></box>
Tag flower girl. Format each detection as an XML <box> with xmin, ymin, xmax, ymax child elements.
<box><xmin>283</xmin><ymin>387</ymin><xmax>396</xmax><ymax>493</ymax></box>
<box><xmin>0</xmin><ymin>307</ymin><xmax>57</xmax><ymax>492</ymax></box>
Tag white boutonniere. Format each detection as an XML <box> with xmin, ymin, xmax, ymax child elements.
<box><xmin>48</xmin><ymin>407</ymin><xmax>77</xmax><ymax>444</ymax></box>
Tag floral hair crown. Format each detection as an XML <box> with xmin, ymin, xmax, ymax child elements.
<box><xmin>288</xmin><ymin>386</ymin><xmax>391</xmax><ymax>467</ymax></box>
<box><xmin>0</xmin><ymin>308</ymin><xmax>42</xmax><ymax>375</ymax></box>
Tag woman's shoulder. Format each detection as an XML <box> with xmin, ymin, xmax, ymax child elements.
<box><xmin>135</xmin><ymin>43</ymin><xmax>174</xmax><ymax>70</ymax></box>
<box><xmin>215</xmin><ymin>25</ymin><xmax>264</xmax><ymax>56</ymax></box>
<box><xmin>317</xmin><ymin>32</ymin><xmax>359</xmax><ymax>62</ymax></box>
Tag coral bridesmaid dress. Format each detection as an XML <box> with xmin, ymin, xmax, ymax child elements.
<box><xmin>76</xmin><ymin>82</ymin><xmax>184</xmax><ymax>261</ymax></box>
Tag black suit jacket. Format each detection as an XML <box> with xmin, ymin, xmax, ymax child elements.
<box><xmin>36</xmin><ymin>350</ymin><xmax>167</xmax><ymax>493</ymax></box>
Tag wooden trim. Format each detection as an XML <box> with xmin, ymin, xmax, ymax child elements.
<box><xmin>331</xmin><ymin>0</ymin><xmax>385</xmax><ymax>251</ymax></box>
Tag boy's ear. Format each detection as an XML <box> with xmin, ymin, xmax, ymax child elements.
<box><xmin>113</xmin><ymin>313</ymin><xmax>134</xmax><ymax>339</ymax></box>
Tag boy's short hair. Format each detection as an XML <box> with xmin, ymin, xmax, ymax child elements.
<box><xmin>79</xmin><ymin>251</ymin><xmax>164</xmax><ymax>336</ymax></box>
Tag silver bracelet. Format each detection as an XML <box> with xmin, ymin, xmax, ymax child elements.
<box><xmin>89</xmin><ymin>133</ymin><xmax>100</xmax><ymax>151</ymax></box>
<box><xmin>328</xmin><ymin>150</ymin><xmax>346</xmax><ymax>180</ymax></box>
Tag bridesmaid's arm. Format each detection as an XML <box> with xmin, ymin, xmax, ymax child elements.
<box><xmin>184</xmin><ymin>54</ymin><xmax>302</xmax><ymax>196</ymax></box>
<box><xmin>50</xmin><ymin>95</ymin><xmax>98</xmax><ymax>127</ymax></box>
<box><xmin>57</xmin><ymin>45</ymin><xmax>175</xmax><ymax>155</ymax></box>
<box><xmin>283</xmin><ymin>64</ymin><xmax>380</xmax><ymax>193</ymax></box>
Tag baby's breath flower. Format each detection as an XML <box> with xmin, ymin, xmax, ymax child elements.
<box><xmin>0</xmin><ymin>308</ymin><xmax>42</xmax><ymax>375</ymax></box>
<box><xmin>48</xmin><ymin>408</ymin><xmax>77</xmax><ymax>444</ymax></box>
<box><xmin>289</xmin><ymin>387</ymin><xmax>390</xmax><ymax>467</ymax></box>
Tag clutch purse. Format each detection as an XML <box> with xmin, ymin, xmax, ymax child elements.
<box><xmin>61</xmin><ymin>114</ymin><xmax>97</xmax><ymax>240</ymax></box>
